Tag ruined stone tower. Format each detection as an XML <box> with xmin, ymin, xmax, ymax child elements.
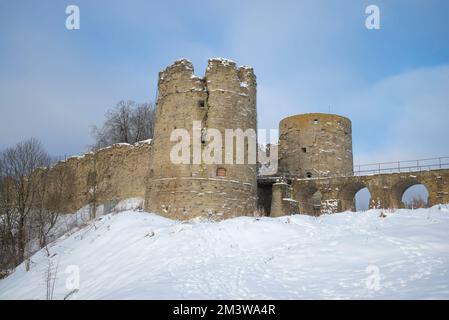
<box><xmin>278</xmin><ymin>113</ymin><xmax>353</xmax><ymax>178</ymax></box>
<box><xmin>145</xmin><ymin>58</ymin><xmax>258</xmax><ymax>220</ymax></box>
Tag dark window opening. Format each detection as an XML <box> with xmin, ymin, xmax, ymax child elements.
<box><xmin>198</xmin><ymin>100</ymin><xmax>205</xmax><ymax>108</ymax></box>
<box><xmin>217</xmin><ymin>167</ymin><xmax>227</xmax><ymax>177</ymax></box>
<box><xmin>301</xmin><ymin>147</ymin><xmax>307</xmax><ymax>153</ymax></box>
<box><xmin>201</xmin><ymin>131</ymin><xmax>206</xmax><ymax>144</ymax></box>
<box><xmin>306</xmin><ymin>172</ymin><xmax>312</xmax><ymax>178</ymax></box>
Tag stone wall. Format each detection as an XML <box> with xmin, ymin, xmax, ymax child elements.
<box><xmin>37</xmin><ymin>141</ymin><xmax>151</xmax><ymax>214</ymax></box>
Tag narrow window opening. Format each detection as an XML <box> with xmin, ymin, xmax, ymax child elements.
<box><xmin>301</xmin><ymin>147</ymin><xmax>307</xmax><ymax>153</ymax></box>
<box><xmin>201</xmin><ymin>130</ymin><xmax>206</xmax><ymax>144</ymax></box>
<box><xmin>198</xmin><ymin>100</ymin><xmax>205</xmax><ymax>108</ymax></box>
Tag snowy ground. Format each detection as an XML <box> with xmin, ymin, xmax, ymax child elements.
<box><xmin>1</xmin><ymin>203</ymin><xmax>449</xmax><ymax>299</ymax></box>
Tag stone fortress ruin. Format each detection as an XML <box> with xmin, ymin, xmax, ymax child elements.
<box><xmin>39</xmin><ymin>58</ymin><xmax>449</xmax><ymax>220</ymax></box>
<box><xmin>145</xmin><ymin>58</ymin><xmax>257</xmax><ymax>220</ymax></box>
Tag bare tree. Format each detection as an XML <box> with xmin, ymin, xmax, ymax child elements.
<box><xmin>405</xmin><ymin>195</ymin><xmax>428</xmax><ymax>209</ymax></box>
<box><xmin>132</xmin><ymin>102</ymin><xmax>155</xmax><ymax>142</ymax></box>
<box><xmin>0</xmin><ymin>139</ymin><xmax>76</xmax><ymax>274</ymax></box>
<box><xmin>0</xmin><ymin>164</ymin><xmax>16</xmax><ymax>273</ymax></box>
<box><xmin>43</xmin><ymin>246</ymin><xmax>59</xmax><ymax>300</ymax></box>
<box><xmin>32</xmin><ymin>174</ymin><xmax>52</xmax><ymax>250</ymax></box>
<box><xmin>91</xmin><ymin>100</ymin><xmax>155</xmax><ymax>150</ymax></box>
<box><xmin>87</xmin><ymin>168</ymin><xmax>98</xmax><ymax>220</ymax></box>
<box><xmin>33</xmin><ymin>166</ymin><xmax>73</xmax><ymax>248</ymax></box>
<box><xmin>0</xmin><ymin>138</ymin><xmax>50</xmax><ymax>265</ymax></box>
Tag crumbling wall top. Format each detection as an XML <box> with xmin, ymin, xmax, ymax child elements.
<box><xmin>157</xmin><ymin>58</ymin><xmax>256</xmax><ymax>98</ymax></box>
<box><xmin>206</xmin><ymin>57</ymin><xmax>256</xmax><ymax>93</ymax></box>
<box><xmin>157</xmin><ymin>59</ymin><xmax>205</xmax><ymax>96</ymax></box>
<box><xmin>159</xmin><ymin>58</ymin><xmax>195</xmax><ymax>80</ymax></box>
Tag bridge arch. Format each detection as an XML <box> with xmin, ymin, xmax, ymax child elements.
<box><xmin>401</xmin><ymin>184</ymin><xmax>429</xmax><ymax>208</ymax></box>
<box><xmin>355</xmin><ymin>187</ymin><xmax>372</xmax><ymax>211</ymax></box>
<box><xmin>390</xmin><ymin>177</ymin><xmax>429</xmax><ymax>209</ymax></box>
<box><xmin>338</xmin><ymin>182</ymin><xmax>370</xmax><ymax>212</ymax></box>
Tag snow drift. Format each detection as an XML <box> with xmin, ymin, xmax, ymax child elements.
<box><xmin>1</xmin><ymin>202</ymin><xmax>449</xmax><ymax>299</ymax></box>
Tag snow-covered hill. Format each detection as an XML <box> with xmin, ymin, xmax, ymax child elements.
<box><xmin>1</xmin><ymin>203</ymin><xmax>449</xmax><ymax>299</ymax></box>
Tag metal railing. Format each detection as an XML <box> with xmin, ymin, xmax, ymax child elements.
<box><xmin>354</xmin><ymin>157</ymin><xmax>449</xmax><ymax>176</ymax></box>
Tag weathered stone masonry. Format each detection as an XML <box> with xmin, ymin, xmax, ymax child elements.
<box><xmin>37</xmin><ymin>59</ymin><xmax>449</xmax><ymax>219</ymax></box>
<box><xmin>264</xmin><ymin>111</ymin><xmax>449</xmax><ymax>216</ymax></box>
<box><xmin>37</xmin><ymin>141</ymin><xmax>151</xmax><ymax>214</ymax></box>
<box><xmin>265</xmin><ymin>169</ymin><xmax>449</xmax><ymax>216</ymax></box>
<box><xmin>144</xmin><ymin>58</ymin><xmax>258</xmax><ymax>220</ymax></box>
<box><xmin>279</xmin><ymin>113</ymin><xmax>353</xmax><ymax>178</ymax></box>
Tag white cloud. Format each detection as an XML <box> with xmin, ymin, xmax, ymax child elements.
<box><xmin>344</xmin><ymin>64</ymin><xmax>449</xmax><ymax>163</ymax></box>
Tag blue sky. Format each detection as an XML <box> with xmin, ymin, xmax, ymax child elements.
<box><xmin>0</xmin><ymin>0</ymin><xmax>448</xmax><ymax>164</ymax></box>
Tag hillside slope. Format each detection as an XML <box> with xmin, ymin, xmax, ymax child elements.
<box><xmin>1</xmin><ymin>205</ymin><xmax>449</xmax><ymax>299</ymax></box>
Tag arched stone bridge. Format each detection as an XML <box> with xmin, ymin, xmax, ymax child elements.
<box><xmin>259</xmin><ymin>169</ymin><xmax>449</xmax><ymax>216</ymax></box>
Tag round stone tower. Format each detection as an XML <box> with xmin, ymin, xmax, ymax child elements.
<box><xmin>278</xmin><ymin>113</ymin><xmax>353</xmax><ymax>178</ymax></box>
<box><xmin>145</xmin><ymin>58</ymin><xmax>258</xmax><ymax>220</ymax></box>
